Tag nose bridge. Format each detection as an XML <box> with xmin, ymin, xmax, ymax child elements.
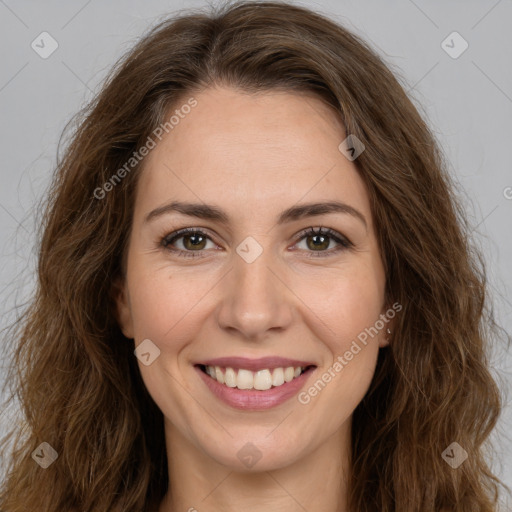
<box><xmin>216</xmin><ymin>236</ymin><xmax>292</xmax><ymax>339</ymax></box>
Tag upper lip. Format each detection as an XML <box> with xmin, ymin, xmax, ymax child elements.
<box><xmin>196</xmin><ymin>356</ymin><xmax>317</xmax><ymax>371</ymax></box>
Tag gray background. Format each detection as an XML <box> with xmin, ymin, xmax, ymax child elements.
<box><xmin>0</xmin><ymin>0</ymin><xmax>511</xmax><ymax>505</ymax></box>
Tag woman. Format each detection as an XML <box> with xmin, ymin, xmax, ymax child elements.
<box><xmin>0</xmin><ymin>1</ymin><xmax>508</xmax><ymax>511</ymax></box>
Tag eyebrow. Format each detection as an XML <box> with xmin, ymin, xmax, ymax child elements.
<box><xmin>144</xmin><ymin>200</ymin><xmax>367</xmax><ymax>229</ymax></box>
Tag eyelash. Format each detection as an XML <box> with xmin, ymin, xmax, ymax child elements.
<box><xmin>160</xmin><ymin>226</ymin><xmax>353</xmax><ymax>259</ymax></box>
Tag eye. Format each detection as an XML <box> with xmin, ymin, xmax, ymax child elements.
<box><xmin>161</xmin><ymin>228</ymin><xmax>218</xmax><ymax>259</ymax></box>
<box><xmin>292</xmin><ymin>227</ymin><xmax>353</xmax><ymax>258</ymax></box>
<box><xmin>160</xmin><ymin>226</ymin><xmax>352</xmax><ymax>259</ymax></box>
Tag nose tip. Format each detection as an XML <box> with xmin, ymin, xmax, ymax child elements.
<box><xmin>215</xmin><ymin>245</ymin><xmax>293</xmax><ymax>340</ymax></box>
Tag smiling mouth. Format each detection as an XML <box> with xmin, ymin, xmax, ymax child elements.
<box><xmin>197</xmin><ymin>364</ymin><xmax>316</xmax><ymax>391</ymax></box>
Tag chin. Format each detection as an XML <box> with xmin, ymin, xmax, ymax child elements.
<box><xmin>202</xmin><ymin>430</ymin><xmax>308</xmax><ymax>472</ymax></box>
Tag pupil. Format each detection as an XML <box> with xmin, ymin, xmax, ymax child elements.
<box><xmin>309</xmin><ymin>234</ymin><xmax>328</xmax><ymax>250</ymax></box>
<box><xmin>186</xmin><ymin>234</ymin><xmax>205</xmax><ymax>249</ymax></box>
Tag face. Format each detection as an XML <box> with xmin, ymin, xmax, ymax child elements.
<box><xmin>115</xmin><ymin>86</ymin><xmax>389</xmax><ymax>472</ymax></box>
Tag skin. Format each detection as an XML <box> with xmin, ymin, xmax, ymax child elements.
<box><xmin>114</xmin><ymin>86</ymin><xmax>390</xmax><ymax>512</ymax></box>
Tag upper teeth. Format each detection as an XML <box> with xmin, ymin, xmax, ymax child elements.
<box><xmin>204</xmin><ymin>365</ymin><xmax>305</xmax><ymax>390</ymax></box>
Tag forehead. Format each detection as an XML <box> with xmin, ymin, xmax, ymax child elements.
<box><xmin>134</xmin><ymin>87</ymin><xmax>372</xmax><ymax>228</ymax></box>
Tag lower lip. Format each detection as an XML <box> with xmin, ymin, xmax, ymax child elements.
<box><xmin>195</xmin><ymin>365</ymin><xmax>316</xmax><ymax>411</ymax></box>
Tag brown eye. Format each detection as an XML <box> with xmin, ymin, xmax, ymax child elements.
<box><xmin>179</xmin><ymin>232</ymin><xmax>207</xmax><ymax>250</ymax></box>
<box><xmin>294</xmin><ymin>227</ymin><xmax>352</xmax><ymax>257</ymax></box>
<box><xmin>161</xmin><ymin>228</ymin><xmax>216</xmax><ymax>258</ymax></box>
<box><xmin>305</xmin><ymin>233</ymin><xmax>330</xmax><ymax>251</ymax></box>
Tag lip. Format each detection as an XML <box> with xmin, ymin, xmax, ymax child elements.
<box><xmin>195</xmin><ymin>364</ymin><xmax>317</xmax><ymax>411</ymax></box>
<box><xmin>197</xmin><ymin>356</ymin><xmax>316</xmax><ymax>372</ymax></box>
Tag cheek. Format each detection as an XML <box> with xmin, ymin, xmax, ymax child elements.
<box><xmin>294</xmin><ymin>263</ymin><xmax>385</xmax><ymax>351</ymax></box>
<box><xmin>126</xmin><ymin>266</ymin><xmax>209</xmax><ymax>422</ymax></box>
<box><xmin>297</xmin><ymin>279</ymin><xmax>382</xmax><ymax>429</ymax></box>
<box><xmin>127</xmin><ymin>264</ymin><xmax>212</xmax><ymax>342</ymax></box>
<box><xmin>294</xmin><ymin>263</ymin><xmax>384</xmax><ymax>405</ymax></box>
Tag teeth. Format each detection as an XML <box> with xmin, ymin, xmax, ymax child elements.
<box><xmin>271</xmin><ymin>367</ymin><xmax>284</xmax><ymax>387</ymax></box>
<box><xmin>224</xmin><ymin>367</ymin><xmax>237</xmax><ymax>387</ymax></box>
<box><xmin>237</xmin><ymin>369</ymin><xmax>254</xmax><ymax>390</ymax></box>
<box><xmin>215</xmin><ymin>366</ymin><xmax>225</xmax><ymax>385</ymax></box>
<box><xmin>254</xmin><ymin>369</ymin><xmax>272</xmax><ymax>391</ymax></box>
<box><xmin>284</xmin><ymin>366</ymin><xmax>295</xmax><ymax>382</ymax></box>
<box><xmin>204</xmin><ymin>365</ymin><xmax>307</xmax><ymax>390</ymax></box>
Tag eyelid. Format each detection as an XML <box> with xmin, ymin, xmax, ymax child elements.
<box><xmin>291</xmin><ymin>226</ymin><xmax>353</xmax><ymax>257</ymax></box>
<box><xmin>160</xmin><ymin>226</ymin><xmax>353</xmax><ymax>258</ymax></box>
<box><xmin>161</xmin><ymin>227</ymin><xmax>220</xmax><ymax>252</ymax></box>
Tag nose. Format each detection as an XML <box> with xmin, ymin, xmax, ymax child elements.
<box><xmin>215</xmin><ymin>242</ymin><xmax>294</xmax><ymax>341</ymax></box>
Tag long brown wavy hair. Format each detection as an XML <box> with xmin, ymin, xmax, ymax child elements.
<box><xmin>1</xmin><ymin>1</ymin><xmax>509</xmax><ymax>510</ymax></box>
